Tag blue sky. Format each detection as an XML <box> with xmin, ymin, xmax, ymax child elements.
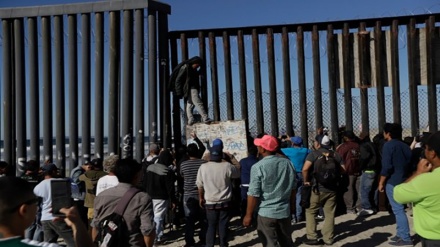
<box><xmin>2</xmin><ymin>0</ymin><xmax>437</xmax><ymax>30</ymax></box>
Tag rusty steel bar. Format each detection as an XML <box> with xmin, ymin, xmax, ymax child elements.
<box><xmin>41</xmin><ymin>16</ymin><xmax>53</xmax><ymax>162</ymax></box>
<box><xmin>81</xmin><ymin>13</ymin><xmax>91</xmax><ymax>162</ymax></box>
<box><xmin>391</xmin><ymin>20</ymin><xmax>401</xmax><ymax>124</ymax></box>
<box><xmin>407</xmin><ymin>18</ymin><xmax>419</xmax><ymax>136</ymax></box>
<box><xmin>14</xmin><ymin>18</ymin><xmax>26</xmax><ymax>175</ymax></box>
<box><xmin>252</xmin><ymin>29</ymin><xmax>264</xmax><ymax>134</ymax></box>
<box><xmin>148</xmin><ymin>9</ymin><xmax>158</xmax><ymax>144</ymax></box>
<box><xmin>68</xmin><ymin>14</ymin><xmax>79</xmax><ymax>168</ymax></box>
<box><xmin>359</xmin><ymin>22</ymin><xmax>370</xmax><ymax>134</ymax></box>
<box><xmin>180</xmin><ymin>33</ymin><xmax>189</xmax><ymax>126</ymax></box>
<box><xmin>134</xmin><ymin>9</ymin><xmax>145</xmax><ymax>160</ymax></box>
<box><xmin>374</xmin><ymin>21</ymin><xmax>386</xmax><ymax>133</ymax></box>
<box><xmin>342</xmin><ymin>23</ymin><xmax>353</xmax><ymax>131</ymax></box>
<box><xmin>426</xmin><ymin>16</ymin><xmax>438</xmax><ymax>132</ymax></box>
<box><xmin>281</xmin><ymin>26</ymin><xmax>293</xmax><ymax>136</ymax></box>
<box><xmin>158</xmin><ymin>12</ymin><xmax>170</xmax><ymax>149</ymax></box>
<box><xmin>122</xmin><ymin>10</ymin><xmax>134</xmax><ymax>159</ymax></box>
<box><xmin>237</xmin><ymin>30</ymin><xmax>249</xmax><ymax>133</ymax></box>
<box><xmin>209</xmin><ymin>32</ymin><xmax>220</xmax><ymax>121</ymax></box>
<box><xmin>95</xmin><ymin>12</ymin><xmax>104</xmax><ymax>159</ymax></box>
<box><xmin>28</xmin><ymin>17</ymin><xmax>39</xmax><ymax>162</ymax></box>
<box><xmin>54</xmin><ymin>15</ymin><xmax>66</xmax><ymax>176</ymax></box>
<box><xmin>327</xmin><ymin>24</ymin><xmax>339</xmax><ymax>143</ymax></box>
<box><xmin>180</xmin><ymin>33</ymin><xmax>188</xmax><ymax>61</ymax></box>
<box><xmin>267</xmin><ymin>28</ymin><xmax>278</xmax><ymax>136</ymax></box>
<box><xmin>108</xmin><ymin>11</ymin><xmax>121</xmax><ymax>156</ymax></box>
<box><xmin>2</xmin><ymin>20</ymin><xmax>12</xmax><ymax>170</ymax></box>
<box><xmin>170</xmin><ymin>37</ymin><xmax>182</xmax><ymax>149</ymax></box>
<box><xmin>297</xmin><ymin>26</ymin><xmax>309</xmax><ymax>147</ymax></box>
<box><xmin>312</xmin><ymin>25</ymin><xmax>323</xmax><ymax>130</ymax></box>
<box><xmin>198</xmin><ymin>31</ymin><xmax>208</xmax><ymax>113</ymax></box>
<box><xmin>223</xmin><ymin>31</ymin><xmax>234</xmax><ymax>120</ymax></box>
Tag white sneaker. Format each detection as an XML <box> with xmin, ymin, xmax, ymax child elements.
<box><xmin>357</xmin><ymin>208</ymin><xmax>374</xmax><ymax>216</ymax></box>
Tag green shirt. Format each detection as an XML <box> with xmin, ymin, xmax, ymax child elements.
<box><xmin>248</xmin><ymin>155</ymin><xmax>296</xmax><ymax>219</ymax></box>
<box><xmin>0</xmin><ymin>237</ymin><xmax>60</xmax><ymax>246</ymax></box>
<box><xmin>394</xmin><ymin>168</ymin><xmax>440</xmax><ymax>240</ymax></box>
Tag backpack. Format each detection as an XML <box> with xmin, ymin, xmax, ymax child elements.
<box><xmin>360</xmin><ymin>142</ymin><xmax>378</xmax><ymax>171</ymax></box>
<box><xmin>345</xmin><ymin>144</ymin><xmax>361</xmax><ymax>175</ymax></box>
<box><xmin>95</xmin><ymin>187</ymin><xmax>140</xmax><ymax>247</ymax></box>
<box><xmin>70</xmin><ymin>167</ymin><xmax>85</xmax><ymax>200</ymax></box>
<box><xmin>139</xmin><ymin>157</ymin><xmax>159</xmax><ymax>191</ymax></box>
<box><xmin>313</xmin><ymin>150</ymin><xmax>340</xmax><ymax>187</ymax></box>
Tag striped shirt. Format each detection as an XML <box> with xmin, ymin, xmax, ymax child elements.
<box><xmin>180</xmin><ymin>158</ymin><xmax>207</xmax><ymax>196</ymax></box>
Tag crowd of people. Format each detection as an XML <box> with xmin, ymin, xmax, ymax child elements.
<box><xmin>1</xmin><ymin>123</ymin><xmax>440</xmax><ymax>247</ymax></box>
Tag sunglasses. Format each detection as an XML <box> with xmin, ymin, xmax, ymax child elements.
<box><xmin>9</xmin><ymin>197</ymin><xmax>39</xmax><ymax>213</ymax></box>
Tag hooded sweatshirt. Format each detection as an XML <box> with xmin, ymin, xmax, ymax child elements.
<box><xmin>79</xmin><ymin>170</ymin><xmax>107</xmax><ymax>208</ymax></box>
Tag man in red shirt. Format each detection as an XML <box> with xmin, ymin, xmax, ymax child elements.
<box><xmin>336</xmin><ymin>131</ymin><xmax>361</xmax><ymax>214</ymax></box>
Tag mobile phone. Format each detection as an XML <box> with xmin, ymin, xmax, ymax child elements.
<box><xmin>51</xmin><ymin>179</ymin><xmax>72</xmax><ymax>217</ymax></box>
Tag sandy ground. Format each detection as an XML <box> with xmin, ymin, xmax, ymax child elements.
<box><xmin>159</xmin><ymin>211</ymin><xmax>421</xmax><ymax>247</ymax></box>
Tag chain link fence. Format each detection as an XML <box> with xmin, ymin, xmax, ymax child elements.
<box><xmin>183</xmin><ymin>86</ymin><xmax>440</xmax><ymax>145</ymax></box>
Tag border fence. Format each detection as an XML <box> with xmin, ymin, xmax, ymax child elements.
<box><xmin>0</xmin><ymin>0</ymin><xmax>171</xmax><ymax>176</ymax></box>
<box><xmin>170</xmin><ymin>13</ymin><xmax>440</xmax><ymax>149</ymax></box>
<box><xmin>0</xmin><ymin>0</ymin><xmax>439</xmax><ymax>176</ymax></box>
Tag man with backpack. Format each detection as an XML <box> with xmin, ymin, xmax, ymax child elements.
<box><xmin>92</xmin><ymin>159</ymin><xmax>156</xmax><ymax>247</ymax></box>
<box><xmin>336</xmin><ymin>130</ymin><xmax>361</xmax><ymax>214</ymax></box>
<box><xmin>302</xmin><ymin>134</ymin><xmax>345</xmax><ymax>246</ymax></box>
<box><xmin>357</xmin><ymin>132</ymin><xmax>379</xmax><ymax>216</ymax></box>
<box><xmin>168</xmin><ymin>56</ymin><xmax>212</xmax><ymax>125</ymax></box>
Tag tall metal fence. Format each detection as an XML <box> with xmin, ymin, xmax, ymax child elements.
<box><xmin>170</xmin><ymin>13</ymin><xmax>440</xmax><ymax>148</ymax></box>
<box><xmin>0</xmin><ymin>0</ymin><xmax>171</xmax><ymax>176</ymax></box>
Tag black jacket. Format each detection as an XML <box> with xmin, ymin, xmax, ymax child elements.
<box><xmin>144</xmin><ymin>162</ymin><xmax>176</xmax><ymax>203</ymax></box>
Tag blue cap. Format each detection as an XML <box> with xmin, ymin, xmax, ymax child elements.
<box><xmin>290</xmin><ymin>136</ymin><xmax>303</xmax><ymax>146</ymax></box>
<box><xmin>212</xmin><ymin>138</ymin><xmax>223</xmax><ymax>148</ymax></box>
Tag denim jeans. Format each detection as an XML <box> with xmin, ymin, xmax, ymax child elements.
<box><xmin>385</xmin><ymin>183</ymin><xmax>411</xmax><ymax>242</ymax></box>
<box><xmin>205</xmin><ymin>207</ymin><xmax>231</xmax><ymax>247</ymax></box>
<box><xmin>296</xmin><ymin>172</ymin><xmax>304</xmax><ymax>219</ymax></box>
<box><xmin>183</xmin><ymin>194</ymin><xmax>207</xmax><ymax>246</ymax></box>
<box><xmin>41</xmin><ymin>220</ymin><xmax>75</xmax><ymax>247</ymax></box>
<box><xmin>152</xmin><ymin>199</ymin><xmax>169</xmax><ymax>241</ymax></box>
<box><xmin>186</xmin><ymin>89</ymin><xmax>208</xmax><ymax>122</ymax></box>
<box><xmin>359</xmin><ymin>171</ymin><xmax>376</xmax><ymax>209</ymax></box>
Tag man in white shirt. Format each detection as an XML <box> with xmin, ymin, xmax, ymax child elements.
<box><xmin>33</xmin><ymin>163</ymin><xmax>75</xmax><ymax>246</ymax></box>
<box><xmin>0</xmin><ymin>176</ymin><xmax>93</xmax><ymax>247</ymax></box>
<box><xmin>96</xmin><ymin>155</ymin><xmax>119</xmax><ymax>196</ymax></box>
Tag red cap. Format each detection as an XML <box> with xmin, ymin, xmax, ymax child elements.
<box><xmin>254</xmin><ymin>135</ymin><xmax>279</xmax><ymax>152</ymax></box>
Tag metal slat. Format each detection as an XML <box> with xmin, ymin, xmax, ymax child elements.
<box><xmin>41</xmin><ymin>16</ymin><xmax>53</xmax><ymax>162</ymax></box>
<box><xmin>14</xmin><ymin>18</ymin><xmax>26</xmax><ymax>176</ymax></box>
<box><xmin>121</xmin><ymin>10</ymin><xmax>134</xmax><ymax>159</ymax></box>
<box><xmin>108</xmin><ymin>11</ymin><xmax>120</xmax><ymax>156</ymax></box>
<box><xmin>95</xmin><ymin>12</ymin><xmax>104</xmax><ymax>159</ymax></box>
<box><xmin>28</xmin><ymin>17</ymin><xmax>40</xmax><ymax>162</ymax></box>
<box><xmin>54</xmin><ymin>15</ymin><xmax>66</xmax><ymax>176</ymax></box>
<box><xmin>297</xmin><ymin>26</ymin><xmax>309</xmax><ymax>147</ymax></box>
<box><xmin>135</xmin><ymin>9</ymin><xmax>145</xmax><ymax>161</ymax></box>
<box><xmin>81</xmin><ymin>13</ymin><xmax>91</xmax><ymax>162</ymax></box>
<box><xmin>68</xmin><ymin>14</ymin><xmax>79</xmax><ymax>168</ymax></box>
<box><xmin>148</xmin><ymin>8</ymin><xmax>158</xmax><ymax>144</ymax></box>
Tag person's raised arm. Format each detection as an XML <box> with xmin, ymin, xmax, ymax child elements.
<box><xmin>59</xmin><ymin>207</ymin><xmax>94</xmax><ymax>247</ymax></box>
